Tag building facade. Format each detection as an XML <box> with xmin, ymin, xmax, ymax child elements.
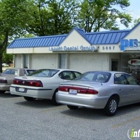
<box><xmin>7</xmin><ymin>23</ymin><xmax>140</xmax><ymax>73</ymax></box>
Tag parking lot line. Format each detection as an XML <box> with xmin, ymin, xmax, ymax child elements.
<box><xmin>112</xmin><ymin>116</ymin><xmax>140</xmax><ymax>129</ymax></box>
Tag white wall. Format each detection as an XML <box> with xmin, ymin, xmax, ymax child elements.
<box><xmin>14</xmin><ymin>53</ymin><xmax>121</xmax><ymax>73</ymax></box>
<box><xmin>30</xmin><ymin>54</ymin><xmax>58</xmax><ymax>69</ymax></box>
<box><xmin>14</xmin><ymin>54</ymin><xmax>22</xmax><ymax>68</ymax></box>
<box><xmin>125</xmin><ymin>24</ymin><xmax>140</xmax><ymax>40</ymax></box>
<box><xmin>60</xmin><ymin>30</ymin><xmax>90</xmax><ymax>47</ymax></box>
<box><xmin>68</xmin><ymin>53</ymin><xmax>110</xmax><ymax>73</ymax></box>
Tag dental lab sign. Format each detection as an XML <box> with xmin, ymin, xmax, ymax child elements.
<box><xmin>120</xmin><ymin>39</ymin><xmax>140</xmax><ymax>51</ymax></box>
<box><xmin>49</xmin><ymin>46</ymin><xmax>98</xmax><ymax>52</ymax></box>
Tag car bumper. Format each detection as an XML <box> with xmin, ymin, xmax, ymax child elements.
<box><xmin>0</xmin><ymin>84</ymin><xmax>10</xmax><ymax>91</ymax></box>
<box><xmin>10</xmin><ymin>86</ymin><xmax>53</xmax><ymax>99</ymax></box>
<box><xmin>56</xmin><ymin>91</ymin><xmax>108</xmax><ymax>109</ymax></box>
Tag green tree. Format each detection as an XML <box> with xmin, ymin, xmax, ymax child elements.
<box><xmin>77</xmin><ymin>0</ymin><xmax>132</xmax><ymax>32</ymax></box>
<box><xmin>0</xmin><ymin>0</ymin><xmax>34</xmax><ymax>72</ymax></box>
<box><xmin>133</xmin><ymin>18</ymin><xmax>140</xmax><ymax>27</ymax></box>
<box><xmin>2</xmin><ymin>50</ymin><xmax>13</xmax><ymax>64</ymax></box>
<box><xmin>25</xmin><ymin>0</ymin><xmax>79</xmax><ymax>36</ymax></box>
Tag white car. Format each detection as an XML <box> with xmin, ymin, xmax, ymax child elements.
<box><xmin>10</xmin><ymin>69</ymin><xmax>81</xmax><ymax>104</ymax></box>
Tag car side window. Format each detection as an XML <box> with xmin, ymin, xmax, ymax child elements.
<box><xmin>59</xmin><ymin>71</ymin><xmax>74</xmax><ymax>80</ymax></box>
<box><xmin>125</xmin><ymin>74</ymin><xmax>138</xmax><ymax>85</ymax></box>
<box><xmin>96</xmin><ymin>74</ymin><xmax>106</xmax><ymax>82</ymax></box>
<box><xmin>114</xmin><ymin>73</ymin><xmax>129</xmax><ymax>85</ymax></box>
<box><xmin>73</xmin><ymin>72</ymin><xmax>81</xmax><ymax>78</ymax></box>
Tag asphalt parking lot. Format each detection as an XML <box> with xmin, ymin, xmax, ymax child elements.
<box><xmin>0</xmin><ymin>92</ymin><xmax>140</xmax><ymax>140</ymax></box>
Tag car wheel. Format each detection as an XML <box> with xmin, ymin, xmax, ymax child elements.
<box><xmin>51</xmin><ymin>90</ymin><xmax>59</xmax><ymax>105</ymax></box>
<box><xmin>67</xmin><ymin>105</ymin><xmax>79</xmax><ymax>110</ymax></box>
<box><xmin>24</xmin><ymin>97</ymin><xmax>35</xmax><ymax>101</ymax></box>
<box><xmin>104</xmin><ymin>97</ymin><xmax>118</xmax><ymax>116</ymax></box>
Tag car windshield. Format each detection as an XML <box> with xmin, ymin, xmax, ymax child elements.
<box><xmin>75</xmin><ymin>71</ymin><xmax>111</xmax><ymax>83</ymax></box>
<box><xmin>28</xmin><ymin>69</ymin><xmax>59</xmax><ymax>77</ymax></box>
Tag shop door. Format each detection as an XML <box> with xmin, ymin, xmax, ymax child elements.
<box><xmin>58</xmin><ymin>54</ymin><xmax>66</xmax><ymax>69</ymax></box>
<box><xmin>111</xmin><ymin>60</ymin><xmax>118</xmax><ymax>71</ymax></box>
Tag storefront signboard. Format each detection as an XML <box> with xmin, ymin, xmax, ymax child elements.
<box><xmin>49</xmin><ymin>46</ymin><xmax>98</xmax><ymax>52</ymax></box>
<box><xmin>120</xmin><ymin>39</ymin><xmax>140</xmax><ymax>51</ymax></box>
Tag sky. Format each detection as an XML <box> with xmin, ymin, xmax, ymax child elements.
<box><xmin>118</xmin><ymin>0</ymin><xmax>140</xmax><ymax>29</ymax></box>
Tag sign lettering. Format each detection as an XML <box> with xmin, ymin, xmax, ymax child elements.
<box><xmin>49</xmin><ymin>46</ymin><xmax>98</xmax><ymax>52</ymax></box>
<box><xmin>120</xmin><ymin>39</ymin><xmax>140</xmax><ymax>51</ymax></box>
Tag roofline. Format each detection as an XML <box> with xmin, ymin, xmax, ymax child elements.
<box><xmin>59</xmin><ymin>27</ymin><xmax>92</xmax><ymax>45</ymax></box>
<box><xmin>15</xmin><ymin>34</ymin><xmax>67</xmax><ymax>41</ymax></box>
<box><xmin>118</xmin><ymin>22</ymin><xmax>140</xmax><ymax>39</ymax></box>
<box><xmin>86</xmin><ymin>29</ymin><xmax>130</xmax><ymax>35</ymax></box>
<box><xmin>75</xmin><ymin>27</ymin><xmax>92</xmax><ymax>44</ymax></box>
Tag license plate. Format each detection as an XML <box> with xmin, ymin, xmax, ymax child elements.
<box><xmin>18</xmin><ymin>88</ymin><xmax>25</xmax><ymax>92</ymax></box>
<box><xmin>69</xmin><ymin>89</ymin><xmax>77</xmax><ymax>95</ymax></box>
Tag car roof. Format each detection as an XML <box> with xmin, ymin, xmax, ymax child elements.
<box><xmin>83</xmin><ymin>70</ymin><xmax>128</xmax><ymax>74</ymax></box>
<box><xmin>35</xmin><ymin>68</ymin><xmax>80</xmax><ymax>72</ymax></box>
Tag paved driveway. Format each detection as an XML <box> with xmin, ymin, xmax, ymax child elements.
<box><xmin>0</xmin><ymin>92</ymin><xmax>140</xmax><ymax>140</ymax></box>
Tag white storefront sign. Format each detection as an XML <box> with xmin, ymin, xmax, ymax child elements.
<box><xmin>49</xmin><ymin>46</ymin><xmax>98</xmax><ymax>52</ymax></box>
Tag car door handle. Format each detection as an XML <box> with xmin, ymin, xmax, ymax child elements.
<box><xmin>119</xmin><ymin>89</ymin><xmax>122</xmax><ymax>90</ymax></box>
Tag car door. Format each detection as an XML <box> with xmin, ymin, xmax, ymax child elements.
<box><xmin>125</xmin><ymin>74</ymin><xmax>140</xmax><ymax>103</ymax></box>
<box><xmin>114</xmin><ymin>73</ymin><xmax>133</xmax><ymax>105</ymax></box>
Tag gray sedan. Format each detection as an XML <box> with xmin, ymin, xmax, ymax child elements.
<box><xmin>56</xmin><ymin>71</ymin><xmax>140</xmax><ymax>116</ymax></box>
<box><xmin>0</xmin><ymin>68</ymin><xmax>36</xmax><ymax>93</ymax></box>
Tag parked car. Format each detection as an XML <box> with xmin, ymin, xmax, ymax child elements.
<box><xmin>56</xmin><ymin>71</ymin><xmax>140</xmax><ymax>116</ymax></box>
<box><xmin>0</xmin><ymin>68</ymin><xmax>36</xmax><ymax>93</ymax></box>
<box><xmin>10</xmin><ymin>69</ymin><xmax>81</xmax><ymax>104</ymax></box>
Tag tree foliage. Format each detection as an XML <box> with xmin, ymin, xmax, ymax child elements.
<box><xmin>133</xmin><ymin>18</ymin><xmax>140</xmax><ymax>27</ymax></box>
<box><xmin>25</xmin><ymin>0</ymin><xmax>79</xmax><ymax>36</ymax></box>
<box><xmin>77</xmin><ymin>0</ymin><xmax>132</xmax><ymax>32</ymax></box>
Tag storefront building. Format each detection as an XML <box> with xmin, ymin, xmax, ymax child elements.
<box><xmin>7</xmin><ymin>22</ymin><xmax>140</xmax><ymax>73</ymax></box>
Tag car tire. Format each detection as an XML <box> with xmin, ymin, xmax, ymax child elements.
<box><xmin>67</xmin><ymin>105</ymin><xmax>79</xmax><ymax>110</ymax></box>
<box><xmin>104</xmin><ymin>97</ymin><xmax>118</xmax><ymax>116</ymax></box>
<box><xmin>24</xmin><ymin>97</ymin><xmax>35</xmax><ymax>101</ymax></box>
<box><xmin>52</xmin><ymin>90</ymin><xmax>59</xmax><ymax>105</ymax></box>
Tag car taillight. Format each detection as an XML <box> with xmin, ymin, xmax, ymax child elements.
<box><xmin>131</xmin><ymin>59</ymin><xmax>136</xmax><ymax>64</ymax></box>
<box><xmin>13</xmin><ymin>79</ymin><xmax>21</xmax><ymax>84</ymax></box>
<box><xmin>58</xmin><ymin>86</ymin><xmax>98</xmax><ymax>94</ymax></box>
<box><xmin>58</xmin><ymin>86</ymin><xmax>69</xmax><ymax>92</ymax></box>
<box><xmin>87</xmin><ymin>89</ymin><xmax>98</xmax><ymax>94</ymax></box>
<box><xmin>13</xmin><ymin>79</ymin><xmax>43</xmax><ymax>87</ymax></box>
<box><xmin>26</xmin><ymin>80</ymin><xmax>43</xmax><ymax>87</ymax></box>
<box><xmin>0</xmin><ymin>79</ymin><xmax>7</xmax><ymax>83</ymax></box>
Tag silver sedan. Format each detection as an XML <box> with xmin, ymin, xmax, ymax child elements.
<box><xmin>56</xmin><ymin>71</ymin><xmax>140</xmax><ymax>116</ymax></box>
<box><xmin>10</xmin><ymin>69</ymin><xmax>81</xmax><ymax>104</ymax></box>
